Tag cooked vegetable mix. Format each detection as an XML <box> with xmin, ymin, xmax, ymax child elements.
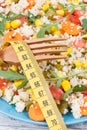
<box><xmin>0</xmin><ymin>0</ymin><xmax>87</xmax><ymax>121</ymax></box>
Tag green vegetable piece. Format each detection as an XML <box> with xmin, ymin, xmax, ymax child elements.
<box><xmin>82</xmin><ymin>19</ymin><xmax>87</xmax><ymax>29</ymax></box>
<box><xmin>27</xmin><ymin>11</ymin><xmax>36</xmax><ymax>23</ymax></box>
<box><xmin>37</xmin><ymin>23</ymin><xmax>58</xmax><ymax>38</ymax></box>
<box><xmin>17</xmin><ymin>79</ymin><xmax>28</xmax><ymax>90</ymax></box>
<box><xmin>73</xmin><ymin>85</ymin><xmax>87</xmax><ymax>92</ymax></box>
<box><xmin>50</xmin><ymin>70</ymin><xmax>58</xmax><ymax>78</ymax></box>
<box><xmin>55</xmin><ymin>79</ymin><xmax>62</xmax><ymax>88</ymax></box>
<box><xmin>63</xmin><ymin>84</ymin><xmax>87</xmax><ymax>100</ymax></box>
<box><xmin>26</xmin><ymin>101</ymin><xmax>33</xmax><ymax>111</ymax></box>
<box><xmin>0</xmin><ymin>14</ymin><xmax>6</xmax><ymax>36</ymax></box>
<box><xmin>6</xmin><ymin>11</ymin><xmax>23</xmax><ymax>21</ymax></box>
<box><xmin>58</xmin><ymin>100</ymin><xmax>68</xmax><ymax>114</ymax></box>
<box><xmin>79</xmin><ymin>2</ymin><xmax>86</xmax><ymax>10</ymax></box>
<box><xmin>0</xmin><ymin>70</ymin><xmax>27</xmax><ymax>81</ymax></box>
<box><xmin>63</xmin><ymin>88</ymin><xmax>73</xmax><ymax>100</ymax></box>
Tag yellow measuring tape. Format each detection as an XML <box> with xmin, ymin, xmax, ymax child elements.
<box><xmin>10</xmin><ymin>41</ymin><xmax>68</xmax><ymax>130</ymax></box>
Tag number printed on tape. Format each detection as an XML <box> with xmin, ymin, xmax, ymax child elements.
<box><xmin>10</xmin><ymin>41</ymin><xmax>68</xmax><ymax>130</ymax></box>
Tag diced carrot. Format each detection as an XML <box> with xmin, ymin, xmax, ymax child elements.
<box><xmin>22</xmin><ymin>35</ymin><xmax>29</xmax><ymax>40</ymax></box>
<box><xmin>4</xmin><ymin>31</ymin><xmax>23</xmax><ymax>43</ymax></box>
<box><xmin>28</xmin><ymin>102</ymin><xmax>45</xmax><ymax>121</ymax></box>
<box><xmin>84</xmin><ymin>97</ymin><xmax>87</xmax><ymax>103</ymax></box>
<box><xmin>24</xmin><ymin>0</ymin><xmax>35</xmax><ymax>10</ymax></box>
<box><xmin>80</xmin><ymin>106</ymin><xmax>87</xmax><ymax>116</ymax></box>
<box><xmin>56</xmin><ymin>4</ymin><xmax>62</xmax><ymax>10</ymax></box>
<box><xmin>61</xmin><ymin>20</ymin><xmax>80</xmax><ymax>36</ymax></box>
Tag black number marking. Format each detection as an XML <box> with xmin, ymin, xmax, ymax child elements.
<box><xmin>51</xmin><ymin>119</ymin><xmax>58</xmax><ymax>126</ymax></box>
<box><xmin>42</xmin><ymin>100</ymin><xmax>49</xmax><ymax>107</ymax></box>
<box><xmin>14</xmin><ymin>41</ymin><xmax>19</xmax><ymax>44</ymax></box>
<box><xmin>26</xmin><ymin>63</ymin><xmax>32</xmax><ymax>69</ymax></box>
<box><xmin>47</xmin><ymin>109</ymin><xmax>53</xmax><ymax>117</ymax></box>
<box><xmin>34</xmin><ymin>81</ymin><xmax>41</xmax><ymax>87</ymax></box>
<box><xmin>22</xmin><ymin>54</ymin><xmax>28</xmax><ymax>60</ymax></box>
<box><xmin>18</xmin><ymin>46</ymin><xmax>24</xmax><ymax>51</ymax></box>
<box><xmin>38</xmin><ymin>90</ymin><xmax>44</xmax><ymax>97</ymax></box>
<box><xmin>30</xmin><ymin>72</ymin><xmax>36</xmax><ymax>78</ymax></box>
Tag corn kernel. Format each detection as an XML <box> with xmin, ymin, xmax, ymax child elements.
<box><xmin>10</xmin><ymin>65</ymin><xmax>18</xmax><ymax>72</ymax></box>
<box><xmin>74</xmin><ymin>0</ymin><xmax>79</xmax><ymax>4</ymax></box>
<box><xmin>11</xmin><ymin>20</ymin><xmax>21</xmax><ymax>29</ymax></box>
<box><xmin>66</xmin><ymin>48</ymin><xmax>72</xmax><ymax>55</ymax></box>
<box><xmin>53</xmin><ymin>30</ymin><xmax>60</xmax><ymax>36</ymax></box>
<box><xmin>56</xmin><ymin>10</ymin><xmax>65</xmax><ymax>16</ymax></box>
<box><xmin>68</xmin><ymin>0</ymin><xmax>72</xmax><ymax>2</ymax></box>
<box><xmin>73</xmin><ymin>60</ymin><xmax>82</xmax><ymax>68</ymax></box>
<box><xmin>5</xmin><ymin>22</ymin><xmax>11</xmax><ymax>30</ymax></box>
<box><xmin>35</xmin><ymin>19</ymin><xmax>43</xmax><ymax>26</ymax></box>
<box><xmin>62</xmin><ymin>80</ymin><xmax>71</xmax><ymax>92</ymax></box>
<box><xmin>42</xmin><ymin>4</ymin><xmax>49</xmax><ymax>11</ymax></box>
<box><xmin>50</xmin><ymin>26</ymin><xmax>58</xmax><ymax>33</ymax></box>
<box><xmin>14</xmin><ymin>80</ymin><xmax>23</xmax><ymax>88</ymax></box>
<box><xmin>82</xmin><ymin>61</ymin><xmax>87</xmax><ymax>68</ymax></box>
<box><xmin>5</xmin><ymin>0</ymin><xmax>12</xmax><ymax>5</ymax></box>
<box><xmin>28</xmin><ymin>88</ymin><xmax>35</xmax><ymax>100</ymax></box>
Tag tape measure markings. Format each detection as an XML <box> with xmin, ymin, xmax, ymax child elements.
<box><xmin>11</xmin><ymin>41</ymin><xmax>68</xmax><ymax>130</ymax></box>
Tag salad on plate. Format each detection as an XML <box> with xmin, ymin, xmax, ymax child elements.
<box><xmin>0</xmin><ymin>0</ymin><xmax>87</xmax><ymax>123</ymax></box>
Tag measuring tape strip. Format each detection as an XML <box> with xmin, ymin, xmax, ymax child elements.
<box><xmin>10</xmin><ymin>41</ymin><xmax>68</xmax><ymax>130</ymax></box>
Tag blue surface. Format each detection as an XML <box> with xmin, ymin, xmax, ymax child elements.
<box><xmin>0</xmin><ymin>98</ymin><xmax>87</xmax><ymax>126</ymax></box>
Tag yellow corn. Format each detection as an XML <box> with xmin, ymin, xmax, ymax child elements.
<box><xmin>53</xmin><ymin>30</ymin><xmax>60</xmax><ymax>36</ymax></box>
<box><xmin>68</xmin><ymin>0</ymin><xmax>72</xmax><ymax>2</ymax></box>
<box><xmin>50</xmin><ymin>26</ymin><xmax>58</xmax><ymax>34</ymax></box>
<box><xmin>74</xmin><ymin>0</ymin><xmax>79</xmax><ymax>4</ymax></box>
<box><xmin>35</xmin><ymin>19</ymin><xmax>43</xmax><ymax>26</ymax></box>
<box><xmin>28</xmin><ymin>88</ymin><xmax>35</xmax><ymax>100</ymax></box>
<box><xmin>68</xmin><ymin>0</ymin><xmax>79</xmax><ymax>3</ymax></box>
<box><xmin>82</xmin><ymin>61</ymin><xmax>87</xmax><ymax>68</ymax></box>
<box><xmin>62</xmin><ymin>80</ymin><xmax>71</xmax><ymax>92</ymax></box>
<box><xmin>5</xmin><ymin>22</ymin><xmax>11</xmax><ymax>30</ymax></box>
<box><xmin>11</xmin><ymin>20</ymin><xmax>21</xmax><ymax>29</ymax></box>
<box><xmin>73</xmin><ymin>60</ymin><xmax>82</xmax><ymax>68</ymax></box>
<box><xmin>42</xmin><ymin>4</ymin><xmax>49</xmax><ymax>11</ymax></box>
<box><xmin>66</xmin><ymin>48</ymin><xmax>72</xmax><ymax>55</ymax></box>
<box><xmin>14</xmin><ymin>80</ymin><xmax>23</xmax><ymax>88</ymax></box>
<box><xmin>10</xmin><ymin>65</ymin><xmax>18</xmax><ymax>72</ymax></box>
<box><xmin>5</xmin><ymin>0</ymin><xmax>12</xmax><ymax>5</ymax></box>
<box><xmin>56</xmin><ymin>10</ymin><xmax>65</xmax><ymax>16</ymax></box>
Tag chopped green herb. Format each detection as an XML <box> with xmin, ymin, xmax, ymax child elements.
<box><xmin>6</xmin><ymin>12</ymin><xmax>23</xmax><ymax>21</ymax></box>
<box><xmin>63</xmin><ymin>85</ymin><xmax>87</xmax><ymax>100</ymax></box>
<box><xmin>63</xmin><ymin>88</ymin><xmax>73</xmax><ymax>100</ymax></box>
<box><xmin>73</xmin><ymin>85</ymin><xmax>87</xmax><ymax>92</ymax></box>
<box><xmin>17</xmin><ymin>79</ymin><xmax>28</xmax><ymax>90</ymax></box>
<box><xmin>27</xmin><ymin>11</ymin><xmax>36</xmax><ymax>23</ymax></box>
<box><xmin>55</xmin><ymin>79</ymin><xmax>62</xmax><ymax>88</ymax></box>
<box><xmin>0</xmin><ymin>70</ymin><xmax>27</xmax><ymax>81</ymax></box>
<box><xmin>37</xmin><ymin>22</ymin><xmax>58</xmax><ymax>38</ymax></box>
<box><xmin>48</xmin><ymin>69</ymin><xmax>87</xmax><ymax>81</ymax></box>
<box><xmin>82</xmin><ymin>19</ymin><xmax>87</xmax><ymax>29</ymax></box>
<box><xmin>79</xmin><ymin>2</ymin><xmax>87</xmax><ymax>10</ymax></box>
